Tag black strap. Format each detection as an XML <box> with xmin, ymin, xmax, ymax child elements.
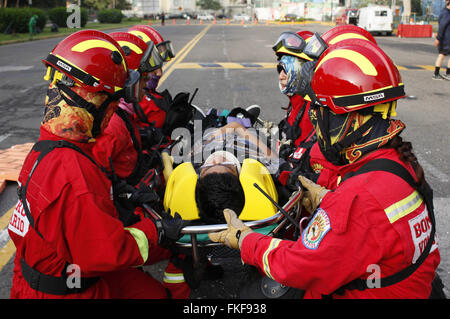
<box><xmin>318</xmin><ymin>108</ymin><xmax>379</xmax><ymax>165</ymax></box>
<box><xmin>332</xmin><ymin>85</ymin><xmax>405</xmax><ymax>108</ymax></box>
<box><xmin>284</xmin><ymin>101</ymin><xmax>307</xmax><ymax>142</ymax></box>
<box><xmin>18</xmin><ymin>140</ymin><xmax>103</xmax><ymax>295</ymax></box>
<box><xmin>45</xmin><ymin>54</ymin><xmax>99</xmax><ymax>87</ymax></box>
<box><xmin>115</xmin><ymin>108</ymin><xmax>146</xmax><ymax>185</ymax></box>
<box><xmin>331</xmin><ymin>158</ymin><xmax>436</xmax><ymax>296</ymax></box>
<box><xmin>21</xmin><ymin>258</ymin><xmax>99</xmax><ymax>295</ymax></box>
<box><xmin>55</xmin><ymin>82</ymin><xmax>124</xmax><ymax>137</ymax></box>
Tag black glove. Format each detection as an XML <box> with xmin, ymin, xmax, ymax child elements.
<box><xmin>162</xmin><ymin>92</ymin><xmax>193</xmax><ymax>136</ymax></box>
<box><xmin>129</xmin><ymin>186</ymin><xmax>160</xmax><ymax>207</ymax></box>
<box><xmin>153</xmin><ymin>211</ymin><xmax>190</xmax><ymax>247</ymax></box>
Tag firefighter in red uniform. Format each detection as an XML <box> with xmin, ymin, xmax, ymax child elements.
<box><xmin>128</xmin><ymin>25</ymin><xmax>176</xmax><ymax>131</ymax></box>
<box><xmin>275</xmin><ymin>30</ymin><xmax>315</xmax><ymax>148</ymax></box>
<box><xmin>90</xmin><ymin>31</ymin><xmax>191</xmax><ymax>298</ymax></box>
<box><xmin>209</xmin><ymin>39</ymin><xmax>440</xmax><ymax>298</ymax></box>
<box><xmin>92</xmin><ymin>31</ymin><xmax>164</xmax><ymax>185</ymax></box>
<box><xmin>8</xmin><ymin>30</ymin><xmax>187</xmax><ymax>299</ymax></box>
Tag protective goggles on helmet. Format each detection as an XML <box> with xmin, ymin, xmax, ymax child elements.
<box><xmin>272</xmin><ymin>32</ymin><xmax>307</xmax><ymax>55</ymax></box>
<box><xmin>302</xmin><ymin>33</ymin><xmax>328</xmax><ymax>60</ymax></box>
<box><xmin>156</xmin><ymin>40</ymin><xmax>175</xmax><ymax>62</ymax></box>
<box><xmin>123</xmin><ymin>69</ymin><xmax>141</xmax><ymax>103</ymax></box>
<box><xmin>139</xmin><ymin>42</ymin><xmax>164</xmax><ymax>73</ymax></box>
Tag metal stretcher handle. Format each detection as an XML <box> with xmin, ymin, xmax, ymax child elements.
<box><xmin>179</xmin><ymin>187</ymin><xmax>303</xmax><ymax>235</ymax></box>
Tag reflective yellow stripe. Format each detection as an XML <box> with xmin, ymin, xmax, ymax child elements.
<box><xmin>163</xmin><ymin>272</ymin><xmax>185</xmax><ymax>284</ymax></box>
<box><xmin>262</xmin><ymin>238</ymin><xmax>281</xmax><ymax>280</ymax></box>
<box><xmin>124</xmin><ymin>227</ymin><xmax>149</xmax><ymax>264</ymax></box>
<box><xmin>116</xmin><ymin>40</ymin><xmax>143</xmax><ymax>54</ymax></box>
<box><xmin>328</xmin><ymin>33</ymin><xmax>370</xmax><ymax>45</ymax></box>
<box><xmin>129</xmin><ymin>30</ymin><xmax>151</xmax><ymax>44</ymax></box>
<box><xmin>385</xmin><ymin>190</ymin><xmax>423</xmax><ymax>223</ymax></box>
<box><xmin>276</xmin><ymin>46</ymin><xmax>313</xmax><ymax>61</ymax></box>
<box><xmin>316</xmin><ymin>49</ymin><xmax>378</xmax><ymax>76</ymax></box>
<box><xmin>71</xmin><ymin>39</ymin><xmax>127</xmax><ymax>70</ymax></box>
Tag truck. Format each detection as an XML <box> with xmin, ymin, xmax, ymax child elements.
<box><xmin>357</xmin><ymin>6</ymin><xmax>393</xmax><ymax>35</ymax></box>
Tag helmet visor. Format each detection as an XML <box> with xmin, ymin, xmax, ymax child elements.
<box><xmin>139</xmin><ymin>42</ymin><xmax>164</xmax><ymax>73</ymax></box>
<box><xmin>272</xmin><ymin>32</ymin><xmax>307</xmax><ymax>54</ymax></box>
<box><xmin>124</xmin><ymin>69</ymin><xmax>141</xmax><ymax>103</ymax></box>
<box><xmin>157</xmin><ymin>41</ymin><xmax>175</xmax><ymax>61</ymax></box>
<box><xmin>303</xmin><ymin>33</ymin><xmax>328</xmax><ymax>60</ymax></box>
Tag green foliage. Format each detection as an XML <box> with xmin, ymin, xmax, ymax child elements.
<box><xmin>196</xmin><ymin>0</ymin><xmax>222</xmax><ymax>11</ymax></box>
<box><xmin>97</xmin><ymin>9</ymin><xmax>123</xmax><ymax>23</ymax></box>
<box><xmin>83</xmin><ymin>0</ymin><xmax>111</xmax><ymax>11</ymax></box>
<box><xmin>48</xmin><ymin>6</ymin><xmax>88</xmax><ymax>28</ymax></box>
<box><xmin>0</xmin><ymin>8</ymin><xmax>47</xmax><ymax>34</ymax></box>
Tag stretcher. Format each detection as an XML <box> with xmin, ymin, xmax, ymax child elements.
<box><xmin>157</xmin><ymin>154</ymin><xmax>304</xmax><ymax>267</ymax></box>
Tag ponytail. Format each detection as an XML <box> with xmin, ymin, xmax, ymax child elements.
<box><xmin>388</xmin><ymin>135</ymin><xmax>426</xmax><ymax>188</ymax></box>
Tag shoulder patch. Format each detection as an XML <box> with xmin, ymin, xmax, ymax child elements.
<box><xmin>302</xmin><ymin>208</ymin><xmax>331</xmax><ymax>250</ymax></box>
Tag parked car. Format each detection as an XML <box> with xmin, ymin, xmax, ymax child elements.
<box><xmin>180</xmin><ymin>12</ymin><xmax>197</xmax><ymax>19</ymax></box>
<box><xmin>168</xmin><ymin>13</ymin><xmax>184</xmax><ymax>19</ymax></box>
<box><xmin>233</xmin><ymin>13</ymin><xmax>251</xmax><ymax>22</ymax></box>
<box><xmin>197</xmin><ymin>13</ymin><xmax>214</xmax><ymax>21</ymax></box>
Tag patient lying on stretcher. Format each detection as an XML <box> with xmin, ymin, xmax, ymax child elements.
<box><xmin>163</xmin><ymin>121</ymin><xmax>281</xmax><ymax>225</ymax></box>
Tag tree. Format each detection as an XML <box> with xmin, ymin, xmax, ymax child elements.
<box><xmin>196</xmin><ymin>0</ymin><xmax>222</xmax><ymax>11</ymax></box>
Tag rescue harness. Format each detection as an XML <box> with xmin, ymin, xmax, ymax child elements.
<box><xmin>17</xmin><ymin>139</ymin><xmax>154</xmax><ymax>295</ymax></box>
<box><xmin>17</xmin><ymin>140</ymin><xmax>104</xmax><ymax>295</ymax></box>
<box><xmin>327</xmin><ymin>158</ymin><xmax>436</xmax><ymax>297</ymax></box>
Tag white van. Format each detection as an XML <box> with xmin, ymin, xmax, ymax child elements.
<box><xmin>357</xmin><ymin>6</ymin><xmax>393</xmax><ymax>35</ymax></box>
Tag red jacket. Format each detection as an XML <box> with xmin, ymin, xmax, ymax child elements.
<box><xmin>286</xmin><ymin>95</ymin><xmax>314</xmax><ymax>147</ymax></box>
<box><xmin>309</xmin><ymin>142</ymin><xmax>341</xmax><ymax>189</ymax></box>
<box><xmin>8</xmin><ymin>128</ymin><xmax>162</xmax><ymax>298</ymax></box>
<box><xmin>241</xmin><ymin>148</ymin><xmax>440</xmax><ymax>298</ymax></box>
<box><xmin>137</xmin><ymin>91</ymin><xmax>167</xmax><ymax>128</ymax></box>
<box><xmin>92</xmin><ymin>111</ymin><xmax>141</xmax><ymax>179</ymax></box>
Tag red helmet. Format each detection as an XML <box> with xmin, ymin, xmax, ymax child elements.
<box><xmin>42</xmin><ymin>30</ymin><xmax>129</xmax><ymax>94</ymax></box>
<box><xmin>109</xmin><ymin>31</ymin><xmax>163</xmax><ymax>73</ymax></box>
<box><xmin>128</xmin><ymin>25</ymin><xmax>175</xmax><ymax>61</ymax></box>
<box><xmin>311</xmin><ymin>38</ymin><xmax>405</xmax><ymax>114</ymax></box>
<box><xmin>321</xmin><ymin>25</ymin><xmax>377</xmax><ymax>46</ymax></box>
<box><xmin>296</xmin><ymin>30</ymin><xmax>314</xmax><ymax>40</ymax></box>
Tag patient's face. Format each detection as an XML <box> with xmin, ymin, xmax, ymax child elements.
<box><xmin>199</xmin><ymin>154</ymin><xmax>238</xmax><ymax>178</ymax></box>
<box><xmin>199</xmin><ymin>164</ymin><xmax>238</xmax><ymax>178</ymax></box>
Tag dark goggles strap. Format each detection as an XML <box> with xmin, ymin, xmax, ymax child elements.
<box><xmin>332</xmin><ymin>85</ymin><xmax>405</xmax><ymax>108</ymax></box>
<box><xmin>45</xmin><ymin>54</ymin><xmax>100</xmax><ymax>88</ymax></box>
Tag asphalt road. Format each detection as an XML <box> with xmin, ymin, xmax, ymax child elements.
<box><xmin>0</xmin><ymin>22</ymin><xmax>448</xmax><ymax>299</ymax></box>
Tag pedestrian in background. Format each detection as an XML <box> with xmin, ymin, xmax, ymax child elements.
<box><xmin>28</xmin><ymin>14</ymin><xmax>38</xmax><ymax>40</ymax></box>
<box><xmin>433</xmin><ymin>0</ymin><xmax>450</xmax><ymax>80</ymax></box>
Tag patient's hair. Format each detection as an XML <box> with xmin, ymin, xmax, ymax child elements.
<box><xmin>195</xmin><ymin>173</ymin><xmax>245</xmax><ymax>224</ymax></box>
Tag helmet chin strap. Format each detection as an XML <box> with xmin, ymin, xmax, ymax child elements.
<box><xmin>316</xmin><ymin>106</ymin><xmax>379</xmax><ymax>165</ymax></box>
<box><xmin>56</xmin><ymin>82</ymin><xmax>124</xmax><ymax>137</ymax></box>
